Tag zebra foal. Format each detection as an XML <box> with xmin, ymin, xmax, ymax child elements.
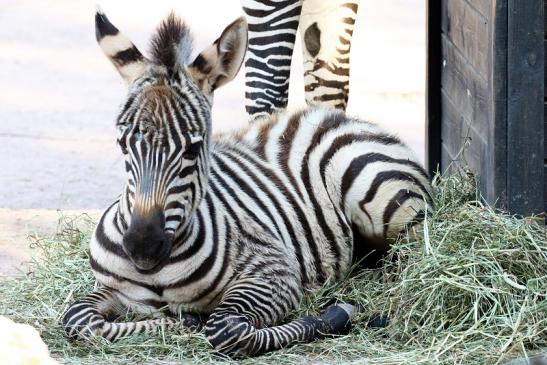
<box><xmin>62</xmin><ymin>9</ymin><xmax>433</xmax><ymax>358</ymax></box>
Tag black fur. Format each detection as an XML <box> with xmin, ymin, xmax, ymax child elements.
<box><xmin>95</xmin><ymin>11</ymin><xmax>119</xmax><ymax>41</ymax></box>
<box><xmin>304</xmin><ymin>22</ymin><xmax>321</xmax><ymax>58</ymax></box>
<box><xmin>149</xmin><ymin>12</ymin><xmax>193</xmax><ymax>68</ymax></box>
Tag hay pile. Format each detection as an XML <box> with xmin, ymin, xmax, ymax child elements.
<box><xmin>1</xmin><ymin>172</ymin><xmax>545</xmax><ymax>365</ymax></box>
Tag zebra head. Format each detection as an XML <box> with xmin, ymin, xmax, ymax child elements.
<box><xmin>95</xmin><ymin>9</ymin><xmax>247</xmax><ymax>272</ymax></box>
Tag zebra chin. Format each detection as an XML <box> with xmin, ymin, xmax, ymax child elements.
<box><xmin>129</xmin><ymin>246</ymin><xmax>172</xmax><ymax>274</ymax></box>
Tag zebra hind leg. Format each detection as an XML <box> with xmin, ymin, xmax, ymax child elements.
<box><xmin>62</xmin><ymin>287</ymin><xmax>202</xmax><ymax>342</ymax></box>
<box><xmin>204</xmin><ymin>282</ymin><xmax>356</xmax><ymax>358</ymax></box>
<box><xmin>300</xmin><ymin>0</ymin><xmax>360</xmax><ymax>110</ymax></box>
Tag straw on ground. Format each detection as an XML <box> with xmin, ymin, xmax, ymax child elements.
<box><xmin>1</xmin><ymin>171</ymin><xmax>545</xmax><ymax>364</ymax></box>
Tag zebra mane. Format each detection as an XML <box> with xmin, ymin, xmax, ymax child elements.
<box><xmin>149</xmin><ymin>12</ymin><xmax>193</xmax><ymax>68</ymax></box>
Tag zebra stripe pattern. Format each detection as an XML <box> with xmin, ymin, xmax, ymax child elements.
<box><xmin>242</xmin><ymin>0</ymin><xmax>303</xmax><ymax>118</ymax></box>
<box><xmin>300</xmin><ymin>0</ymin><xmax>359</xmax><ymax>110</ymax></box>
<box><xmin>62</xmin><ymin>11</ymin><xmax>432</xmax><ymax>358</ymax></box>
<box><xmin>62</xmin><ymin>287</ymin><xmax>203</xmax><ymax>341</ymax></box>
<box><xmin>241</xmin><ymin>0</ymin><xmax>360</xmax><ymax>118</ymax></box>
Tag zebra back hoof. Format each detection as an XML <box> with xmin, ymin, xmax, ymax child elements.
<box><xmin>320</xmin><ymin>303</ymin><xmax>355</xmax><ymax>335</ymax></box>
<box><xmin>180</xmin><ymin>313</ymin><xmax>204</xmax><ymax>332</ymax></box>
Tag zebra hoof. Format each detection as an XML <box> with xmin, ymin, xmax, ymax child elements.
<box><xmin>320</xmin><ymin>303</ymin><xmax>355</xmax><ymax>335</ymax></box>
<box><xmin>180</xmin><ymin>313</ymin><xmax>204</xmax><ymax>332</ymax></box>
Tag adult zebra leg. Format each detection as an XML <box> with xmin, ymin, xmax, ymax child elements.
<box><xmin>241</xmin><ymin>0</ymin><xmax>303</xmax><ymax>119</ymax></box>
<box><xmin>204</xmin><ymin>280</ymin><xmax>355</xmax><ymax>358</ymax></box>
<box><xmin>300</xmin><ymin>0</ymin><xmax>360</xmax><ymax>110</ymax></box>
<box><xmin>62</xmin><ymin>287</ymin><xmax>203</xmax><ymax>341</ymax></box>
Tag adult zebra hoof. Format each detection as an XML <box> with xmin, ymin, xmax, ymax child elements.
<box><xmin>320</xmin><ymin>303</ymin><xmax>355</xmax><ymax>335</ymax></box>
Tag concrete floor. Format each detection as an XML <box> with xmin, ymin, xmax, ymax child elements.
<box><xmin>0</xmin><ymin>0</ymin><xmax>426</xmax><ymax>276</ymax></box>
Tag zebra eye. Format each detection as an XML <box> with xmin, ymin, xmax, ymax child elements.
<box><xmin>183</xmin><ymin>141</ymin><xmax>202</xmax><ymax>160</ymax></box>
<box><xmin>134</xmin><ymin>123</ymin><xmax>151</xmax><ymax>140</ymax></box>
<box><xmin>134</xmin><ymin>128</ymin><xmax>145</xmax><ymax>140</ymax></box>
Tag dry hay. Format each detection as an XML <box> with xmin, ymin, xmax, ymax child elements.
<box><xmin>1</xmin><ymin>172</ymin><xmax>545</xmax><ymax>364</ymax></box>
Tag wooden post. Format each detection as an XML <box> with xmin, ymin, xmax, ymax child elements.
<box><xmin>427</xmin><ymin>0</ymin><xmax>545</xmax><ymax>216</ymax></box>
<box><xmin>506</xmin><ymin>0</ymin><xmax>544</xmax><ymax>215</ymax></box>
<box><xmin>426</xmin><ymin>0</ymin><xmax>442</xmax><ymax>176</ymax></box>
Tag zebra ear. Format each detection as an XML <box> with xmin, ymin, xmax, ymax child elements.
<box><xmin>188</xmin><ymin>17</ymin><xmax>247</xmax><ymax>96</ymax></box>
<box><xmin>95</xmin><ymin>7</ymin><xmax>149</xmax><ymax>86</ymax></box>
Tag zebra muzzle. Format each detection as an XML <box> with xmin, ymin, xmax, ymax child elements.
<box><xmin>122</xmin><ymin>210</ymin><xmax>173</xmax><ymax>274</ymax></box>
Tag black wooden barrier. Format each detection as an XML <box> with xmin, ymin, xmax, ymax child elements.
<box><xmin>427</xmin><ymin>0</ymin><xmax>545</xmax><ymax>216</ymax></box>
<box><xmin>544</xmin><ymin>0</ymin><xmax>547</xmax><ymax>214</ymax></box>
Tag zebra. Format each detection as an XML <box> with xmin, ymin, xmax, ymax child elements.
<box><xmin>242</xmin><ymin>0</ymin><xmax>359</xmax><ymax>118</ymax></box>
<box><xmin>62</xmin><ymin>9</ymin><xmax>433</xmax><ymax>358</ymax></box>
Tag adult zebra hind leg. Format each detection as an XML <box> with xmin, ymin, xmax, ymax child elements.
<box><xmin>62</xmin><ymin>287</ymin><xmax>203</xmax><ymax>342</ymax></box>
<box><xmin>300</xmin><ymin>0</ymin><xmax>360</xmax><ymax>110</ymax></box>
<box><xmin>241</xmin><ymin>0</ymin><xmax>303</xmax><ymax>119</ymax></box>
<box><xmin>204</xmin><ymin>279</ymin><xmax>356</xmax><ymax>358</ymax></box>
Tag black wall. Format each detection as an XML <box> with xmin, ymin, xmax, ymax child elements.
<box><xmin>427</xmin><ymin>0</ymin><xmax>545</xmax><ymax>216</ymax></box>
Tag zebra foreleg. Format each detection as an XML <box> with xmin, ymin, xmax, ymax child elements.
<box><xmin>62</xmin><ymin>287</ymin><xmax>203</xmax><ymax>342</ymax></box>
<box><xmin>240</xmin><ymin>0</ymin><xmax>303</xmax><ymax>119</ymax></box>
<box><xmin>204</xmin><ymin>287</ymin><xmax>355</xmax><ymax>358</ymax></box>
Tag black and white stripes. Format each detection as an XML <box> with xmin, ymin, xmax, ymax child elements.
<box><xmin>241</xmin><ymin>0</ymin><xmax>360</xmax><ymax>118</ymax></box>
<box><xmin>62</xmin><ymin>11</ymin><xmax>432</xmax><ymax>358</ymax></box>
<box><xmin>300</xmin><ymin>0</ymin><xmax>359</xmax><ymax>109</ymax></box>
<box><xmin>242</xmin><ymin>0</ymin><xmax>303</xmax><ymax>117</ymax></box>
